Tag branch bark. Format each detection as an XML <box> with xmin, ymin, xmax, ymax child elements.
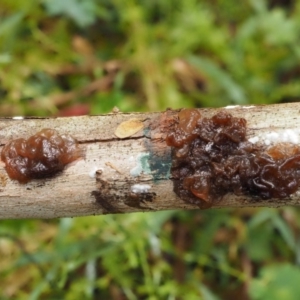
<box><xmin>1</xmin><ymin>103</ymin><xmax>300</xmax><ymax>219</ymax></box>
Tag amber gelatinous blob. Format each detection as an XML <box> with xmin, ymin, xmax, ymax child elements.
<box><xmin>1</xmin><ymin>129</ymin><xmax>82</xmax><ymax>183</ymax></box>
<box><xmin>166</xmin><ymin>109</ymin><xmax>300</xmax><ymax>208</ymax></box>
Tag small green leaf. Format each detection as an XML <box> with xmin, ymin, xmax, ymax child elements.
<box><xmin>250</xmin><ymin>264</ymin><xmax>300</xmax><ymax>300</ymax></box>
<box><xmin>187</xmin><ymin>55</ymin><xmax>247</xmax><ymax>104</ymax></box>
<box><xmin>43</xmin><ymin>0</ymin><xmax>97</xmax><ymax>27</ymax></box>
<box><xmin>0</xmin><ymin>12</ymin><xmax>24</xmax><ymax>37</ymax></box>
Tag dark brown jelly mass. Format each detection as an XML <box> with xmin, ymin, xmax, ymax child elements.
<box><xmin>166</xmin><ymin>109</ymin><xmax>300</xmax><ymax>208</ymax></box>
<box><xmin>1</xmin><ymin>129</ymin><xmax>81</xmax><ymax>183</ymax></box>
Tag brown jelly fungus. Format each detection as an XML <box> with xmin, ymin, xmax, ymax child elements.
<box><xmin>1</xmin><ymin>129</ymin><xmax>81</xmax><ymax>183</ymax></box>
<box><xmin>166</xmin><ymin>109</ymin><xmax>300</xmax><ymax>208</ymax></box>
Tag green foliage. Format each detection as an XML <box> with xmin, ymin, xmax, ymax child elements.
<box><xmin>1</xmin><ymin>0</ymin><xmax>300</xmax><ymax>115</ymax></box>
<box><xmin>1</xmin><ymin>0</ymin><xmax>300</xmax><ymax>299</ymax></box>
<box><xmin>250</xmin><ymin>264</ymin><xmax>300</xmax><ymax>300</ymax></box>
<box><xmin>43</xmin><ymin>0</ymin><xmax>98</xmax><ymax>27</ymax></box>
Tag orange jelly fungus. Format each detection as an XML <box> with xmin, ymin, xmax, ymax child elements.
<box><xmin>1</xmin><ymin>129</ymin><xmax>82</xmax><ymax>183</ymax></box>
<box><xmin>166</xmin><ymin>109</ymin><xmax>300</xmax><ymax>208</ymax></box>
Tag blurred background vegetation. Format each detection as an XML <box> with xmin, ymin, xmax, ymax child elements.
<box><xmin>1</xmin><ymin>0</ymin><xmax>300</xmax><ymax>299</ymax></box>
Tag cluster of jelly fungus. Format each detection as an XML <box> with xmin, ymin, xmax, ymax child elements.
<box><xmin>166</xmin><ymin>109</ymin><xmax>300</xmax><ymax>209</ymax></box>
<box><xmin>1</xmin><ymin>128</ymin><xmax>82</xmax><ymax>183</ymax></box>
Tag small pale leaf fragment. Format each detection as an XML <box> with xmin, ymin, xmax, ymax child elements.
<box><xmin>114</xmin><ymin>118</ymin><xmax>144</xmax><ymax>138</ymax></box>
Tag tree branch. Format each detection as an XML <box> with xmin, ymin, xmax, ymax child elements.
<box><xmin>1</xmin><ymin>103</ymin><xmax>300</xmax><ymax>219</ymax></box>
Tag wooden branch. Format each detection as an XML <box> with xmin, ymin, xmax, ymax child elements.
<box><xmin>1</xmin><ymin>103</ymin><xmax>300</xmax><ymax>219</ymax></box>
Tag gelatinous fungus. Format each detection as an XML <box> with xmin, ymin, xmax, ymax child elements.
<box><xmin>1</xmin><ymin>128</ymin><xmax>82</xmax><ymax>183</ymax></box>
<box><xmin>166</xmin><ymin>109</ymin><xmax>300</xmax><ymax>208</ymax></box>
